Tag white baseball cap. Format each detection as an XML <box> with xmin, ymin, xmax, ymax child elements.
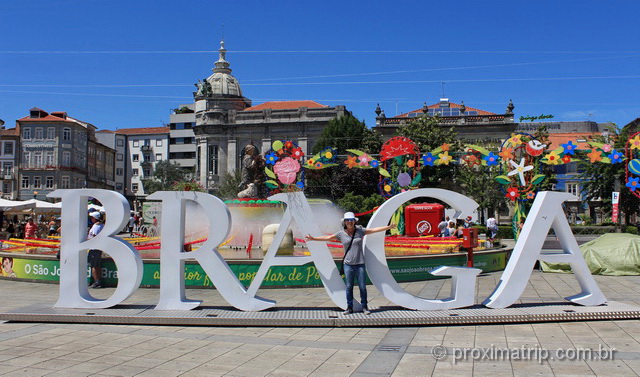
<box><xmin>90</xmin><ymin>212</ymin><xmax>102</xmax><ymax>220</ymax></box>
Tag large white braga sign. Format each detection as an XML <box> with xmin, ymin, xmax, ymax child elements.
<box><xmin>48</xmin><ymin>189</ymin><xmax>606</xmax><ymax>311</ymax></box>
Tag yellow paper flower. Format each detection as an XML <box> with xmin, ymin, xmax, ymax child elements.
<box><xmin>544</xmin><ymin>151</ymin><xmax>561</xmax><ymax>165</ymax></box>
<box><xmin>630</xmin><ymin>135</ymin><xmax>640</xmax><ymax>150</ymax></box>
<box><xmin>438</xmin><ymin>151</ymin><xmax>452</xmax><ymax>165</ymax></box>
<box><xmin>507</xmin><ymin>134</ymin><xmax>522</xmax><ymax>146</ymax></box>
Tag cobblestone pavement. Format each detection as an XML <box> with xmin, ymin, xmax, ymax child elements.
<box><xmin>1</xmin><ymin>270</ymin><xmax>640</xmax><ymax>376</ymax></box>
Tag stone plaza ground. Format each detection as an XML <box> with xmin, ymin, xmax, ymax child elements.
<box><xmin>1</xmin><ymin>267</ymin><xmax>640</xmax><ymax>376</ymax></box>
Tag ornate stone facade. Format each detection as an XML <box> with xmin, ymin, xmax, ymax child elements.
<box><xmin>192</xmin><ymin>41</ymin><xmax>348</xmax><ymax>191</ymax></box>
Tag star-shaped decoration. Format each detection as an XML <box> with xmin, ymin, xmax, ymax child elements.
<box><xmin>344</xmin><ymin>155</ymin><xmax>358</xmax><ymax>168</ymax></box>
<box><xmin>586</xmin><ymin>149</ymin><xmax>602</xmax><ymax>163</ymax></box>
<box><xmin>507</xmin><ymin>158</ymin><xmax>533</xmax><ymax>186</ymax></box>
<box><xmin>498</xmin><ymin>148</ymin><xmax>514</xmax><ymax>161</ymax></box>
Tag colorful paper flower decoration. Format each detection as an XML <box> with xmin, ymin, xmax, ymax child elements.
<box><xmin>264</xmin><ymin>140</ymin><xmax>305</xmax><ymax>193</ymax></box>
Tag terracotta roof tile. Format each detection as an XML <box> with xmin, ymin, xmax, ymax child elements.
<box><xmin>395</xmin><ymin>102</ymin><xmax>495</xmax><ymax>118</ymax></box>
<box><xmin>17</xmin><ymin>114</ymin><xmax>75</xmax><ymax>123</ymax></box>
<box><xmin>547</xmin><ymin>132</ymin><xmax>600</xmax><ymax>150</ymax></box>
<box><xmin>115</xmin><ymin>126</ymin><xmax>170</xmax><ymax>135</ymax></box>
<box><xmin>0</xmin><ymin>128</ymin><xmax>18</xmax><ymax>136</ymax></box>
<box><xmin>244</xmin><ymin>100</ymin><xmax>327</xmax><ymax>111</ymax></box>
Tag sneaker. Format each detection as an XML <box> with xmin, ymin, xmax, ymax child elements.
<box><xmin>90</xmin><ymin>281</ymin><xmax>102</xmax><ymax>288</ymax></box>
<box><xmin>343</xmin><ymin>307</ymin><xmax>353</xmax><ymax>315</ymax></box>
<box><xmin>363</xmin><ymin>306</ymin><xmax>371</xmax><ymax>315</ymax></box>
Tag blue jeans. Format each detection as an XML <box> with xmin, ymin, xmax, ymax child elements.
<box><xmin>344</xmin><ymin>264</ymin><xmax>367</xmax><ymax>308</ymax></box>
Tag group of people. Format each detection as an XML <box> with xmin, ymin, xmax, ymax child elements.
<box><xmin>437</xmin><ymin>216</ymin><xmax>475</xmax><ymax>238</ymax></box>
<box><xmin>0</xmin><ymin>216</ymin><xmax>60</xmax><ymax>240</ymax></box>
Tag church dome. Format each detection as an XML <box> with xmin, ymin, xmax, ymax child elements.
<box><xmin>206</xmin><ymin>40</ymin><xmax>244</xmax><ymax>97</ymax></box>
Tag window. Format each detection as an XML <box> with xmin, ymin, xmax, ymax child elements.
<box><xmin>208</xmin><ymin>145</ymin><xmax>219</xmax><ymax>175</ymax></box>
<box><xmin>567</xmin><ymin>183</ymin><xmax>580</xmax><ymax>197</ymax></box>
<box><xmin>33</xmin><ymin>176</ymin><xmax>41</xmax><ymax>188</ymax></box>
<box><xmin>23</xmin><ymin>128</ymin><xmax>31</xmax><ymax>139</ymax></box>
<box><xmin>155</xmin><ymin>153</ymin><xmax>162</xmax><ymax>161</ymax></box>
<box><xmin>117</xmin><ymin>153</ymin><xmax>123</xmax><ymax>161</ymax></box>
<box><xmin>144</xmin><ymin>139</ymin><xmax>150</xmax><ymax>146</ymax></box>
<box><xmin>61</xmin><ymin>176</ymin><xmax>70</xmax><ymax>189</ymax></box>
<box><xmin>116</xmin><ymin>183</ymin><xmax>123</xmax><ymax>190</ymax></box>
<box><xmin>156</xmin><ymin>139</ymin><xmax>163</xmax><ymax>147</ymax></box>
<box><xmin>35</xmin><ymin>128</ymin><xmax>43</xmax><ymax>139</ymax></box>
<box><xmin>47</xmin><ymin>127</ymin><xmax>55</xmax><ymax>139</ymax></box>
<box><xmin>143</xmin><ymin>168</ymin><xmax>150</xmax><ymax>176</ymax></box>
<box><xmin>2</xmin><ymin>162</ymin><xmax>12</xmax><ymax>176</ymax></box>
<box><xmin>116</xmin><ymin>168</ymin><xmax>123</xmax><ymax>176</ymax></box>
<box><xmin>133</xmin><ymin>140</ymin><xmax>139</xmax><ymax>147</ymax></box>
<box><xmin>23</xmin><ymin>152</ymin><xmax>30</xmax><ymax>166</ymax></box>
<box><xmin>132</xmin><ymin>154</ymin><xmax>139</xmax><ymax>162</ymax></box>
<box><xmin>21</xmin><ymin>176</ymin><xmax>29</xmax><ymax>189</ymax></box>
<box><xmin>184</xmin><ymin>137</ymin><xmax>193</xmax><ymax>144</ymax></box>
<box><xmin>3</xmin><ymin>141</ymin><xmax>13</xmax><ymax>156</ymax></box>
<box><xmin>143</xmin><ymin>154</ymin><xmax>151</xmax><ymax>162</ymax></box>
<box><xmin>45</xmin><ymin>176</ymin><xmax>54</xmax><ymax>189</ymax></box>
<box><xmin>34</xmin><ymin>152</ymin><xmax>42</xmax><ymax>167</ymax></box>
<box><xmin>3</xmin><ymin>182</ymin><xmax>11</xmax><ymax>195</ymax></box>
<box><xmin>46</xmin><ymin>151</ymin><xmax>54</xmax><ymax>166</ymax></box>
<box><xmin>117</xmin><ymin>139</ymin><xmax>124</xmax><ymax>147</ymax></box>
<box><xmin>63</xmin><ymin>128</ymin><xmax>71</xmax><ymax>141</ymax></box>
<box><xmin>132</xmin><ymin>183</ymin><xmax>139</xmax><ymax>192</ymax></box>
<box><xmin>62</xmin><ymin>151</ymin><xmax>71</xmax><ymax>166</ymax></box>
<box><xmin>132</xmin><ymin>168</ymin><xmax>139</xmax><ymax>176</ymax></box>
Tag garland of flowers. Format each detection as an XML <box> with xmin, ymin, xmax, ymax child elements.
<box><xmin>263</xmin><ymin>133</ymin><xmax>639</xmax><ymax>198</ymax></box>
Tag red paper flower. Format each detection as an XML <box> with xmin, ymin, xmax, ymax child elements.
<box><xmin>506</xmin><ymin>187</ymin><xmax>519</xmax><ymax>201</ymax></box>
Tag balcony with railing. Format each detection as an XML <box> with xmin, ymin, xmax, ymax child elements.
<box><xmin>20</xmin><ymin>163</ymin><xmax>86</xmax><ymax>173</ymax></box>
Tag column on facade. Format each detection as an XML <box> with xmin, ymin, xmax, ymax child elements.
<box><xmin>227</xmin><ymin>139</ymin><xmax>237</xmax><ymax>175</ymax></box>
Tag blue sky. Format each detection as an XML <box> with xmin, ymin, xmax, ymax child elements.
<box><xmin>1</xmin><ymin>0</ymin><xmax>639</xmax><ymax>131</ymax></box>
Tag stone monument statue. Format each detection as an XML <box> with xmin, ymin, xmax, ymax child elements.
<box><xmin>238</xmin><ymin>144</ymin><xmax>265</xmax><ymax>198</ymax></box>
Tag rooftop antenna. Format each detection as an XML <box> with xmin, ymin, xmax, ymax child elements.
<box><xmin>441</xmin><ymin>82</ymin><xmax>446</xmax><ymax>98</ymax></box>
<box><xmin>221</xmin><ymin>23</ymin><xmax>224</xmax><ymax>41</ymax></box>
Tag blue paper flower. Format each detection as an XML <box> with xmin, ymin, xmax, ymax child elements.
<box><xmin>484</xmin><ymin>152</ymin><xmax>499</xmax><ymax>166</ymax></box>
<box><xmin>422</xmin><ymin>153</ymin><xmax>435</xmax><ymax>166</ymax></box>
<box><xmin>370</xmin><ymin>160</ymin><xmax>380</xmax><ymax>168</ymax></box>
<box><xmin>626</xmin><ymin>177</ymin><xmax>639</xmax><ymax>191</ymax></box>
<box><xmin>561</xmin><ymin>141</ymin><xmax>577</xmax><ymax>155</ymax></box>
<box><xmin>608</xmin><ymin>150</ymin><xmax>623</xmax><ymax>163</ymax></box>
<box><xmin>296</xmin><ymin>181</ymin><xmax>305</xmax><ymax>189</ymax></box>
<box><xmin>265</xmin><ymin>152</ymin><xmax>279</xmax><ymax>165</ymax></box>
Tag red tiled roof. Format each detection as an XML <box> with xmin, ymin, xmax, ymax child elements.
<box><xmin>0</xmin><ymin>128</ymin><xmax>18</xmax><ymax>136</ymax></box>
<box><xmin>547</xmin><ymin>132</ymin><xmax>600</xmax><ymax>150</ymax></box>
<box><xmin>17</xmin><ymin>114</ymin><xmax>76</xmax><ymax>123</ymax></box>
<box><xmin>244</xmin><ymin>100</ymin><xmax>327</xmax><ymax>111</ymax></box>
<box><xmin>96</xmin><ymin>130</ymin><xmax>115</xmax><ymax>134</ymax></box>
<box><xmin>115</xmin><ymin>127</ymin><xmax>170</xmax><ymax>135</ymax></box>
<box><xmin>395</xmin><ymin>102</ymin><xmax>495</xmax><ymax>118</ymax></box>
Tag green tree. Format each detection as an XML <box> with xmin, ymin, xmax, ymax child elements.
<box><xmin>578</xmin><ymin>125</ymin><xmax>640</xmax><ymax>225</ymax></box>
<box><xmin>457</xmin><ymin>164</ymin><xmax>505</xmax><ymax>222</ymax></box>
<box><xmin>142</xmin><ymin>160</ymin><xmax>189</xmax><ymax>195</ymax></box>
<box><xmin>212</xmin><ymin>170</ymin><xmax>242</xmax><ymax>200</ymax></box>
<box><xmin>336</xmin><ymin>192</ymin><xmax>386</xmax><ymax>224</ymax></box>
<box><xmin>305</xmin><ymin>114</ymin><xmax>383</xmax><ymax>200</ymax></box>
<box><xmin>396</xmin><ymin>115</ymin><xmax>463</xmax><ymax>189</ymax></box>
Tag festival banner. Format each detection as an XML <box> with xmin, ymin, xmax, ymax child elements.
<box><xmin>0</xmin><ymin>250</ymin><xmax>507</xmax><ymax>288</ymax></box>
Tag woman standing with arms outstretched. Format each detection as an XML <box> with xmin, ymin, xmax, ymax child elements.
<box><xmin>305</xmin><ymin>212</ymin><xmax>395</xmax><ymax>315</ymax></box>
